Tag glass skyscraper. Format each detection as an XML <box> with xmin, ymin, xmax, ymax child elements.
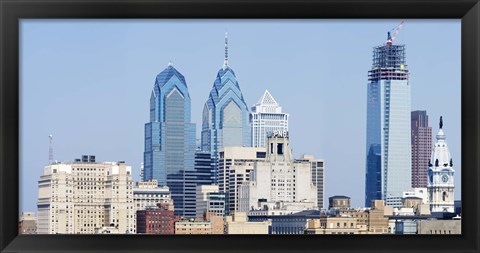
<box><xmin>201</xmin><ymin>33</ymin><xmax>251</xmax><ymax>183</ymax></box>
<box><xmin>365</xmin><ymin>37</ymin><xmax>412</xmax><ymax>208</ymax></box>
<box><xmin>251</xmin><ymin>90</ymin><xmax>289</xmax><ymax>148</ymax></box>
<box><xmin>143</xmin><ymin>63</ymin><xmax>196</xmax><ymax>217</ymax></box>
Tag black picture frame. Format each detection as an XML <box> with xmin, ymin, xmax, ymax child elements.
<box><xmin>1</xmin><ymin>0</ymin><xmax>479</xmax><ymax>252</ymax></box>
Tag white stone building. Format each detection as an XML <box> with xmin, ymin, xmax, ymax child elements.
<box><xmin>251</xmin><ymin>90</ymin><xmax>289</xmax><ymax>148</ymax></box>
<box><xmin>428</xmin><ymin>117</ymin><xmax>455</xmax><ymax>213</ymax></box>
<box><xmin>218</xmin><ymin>146</ymin><xmax>267</xmax><ymax>213</ymax></box>
<box><xmin>133</xmin><ymin>180</ymin><xmax>172</xmax><ymax>211</ymax></box>
<box><xmin>37</xmin><ymin>157</ymin><xmax>135</xmax><ymax>234</ymax></box>
<box><xmin>238</xmin><ymin>131</ymin><xmax>317</xmax><ymax>213</ymax></box>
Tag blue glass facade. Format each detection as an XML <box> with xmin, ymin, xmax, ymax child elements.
<box><xmin>201</xmin><ymin>65</ymin><xmax>251</xmax><ymax>183</ymax></box>
<box><xmin>182</xmin><ymin>151</ymin><xmax>215</xmax><ymax>217</ymax></box>
<box><xmin>365</xmin><ymin>44</ymin><xmax>411</xmax><ymax>207</ymax></box>
<box><xmin>143</xmin><ymin>65</ymin><xmax>196</xmax><ymax>217</ymax></box>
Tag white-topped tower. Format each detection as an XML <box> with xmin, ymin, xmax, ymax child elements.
<box><xmin>428</xmin><ymin>116</ymin><xmax>455</xmax><ymax>213</ymax></box>
<box><xmin>251</xmin><ymin>90</ymin><xmax>289</xmax><ymax>148</ymax></box>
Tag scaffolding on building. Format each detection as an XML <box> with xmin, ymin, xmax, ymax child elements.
<box><xmin>368</xmin><ymin>44</ymin><xmax>409</xmax><ymax>81</ymax></box>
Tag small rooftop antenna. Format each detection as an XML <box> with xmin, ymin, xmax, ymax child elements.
<box><xmin>49</xmin><ymin>134</ymin><xmax>53</xmax><ymax>163</ymax></box>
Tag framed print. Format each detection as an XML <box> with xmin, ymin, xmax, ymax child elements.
<box><xmin>1</xmin><ymin>0</ymin><xmax>480</xmax><ymax>253</ymax></box>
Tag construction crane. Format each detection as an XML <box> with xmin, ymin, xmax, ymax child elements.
<box><xmin>386</xmin><ymin>20</ymin><xmax>405</xmax><ymax>45</ymax></box>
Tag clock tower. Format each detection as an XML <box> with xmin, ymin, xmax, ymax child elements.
<box><xmin>428</xmin><ymin>116</ymin><xmax>455</xmax><ymax>213</ymax></box>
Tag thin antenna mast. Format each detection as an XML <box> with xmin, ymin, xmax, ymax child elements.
<box><xmin>49</xmin><ymin>134</ymin><xmax>53</xmax><ymax>163</ymax></box>
<box><xmin>223</xmin><ymin>31</ymin><xmax>229</xmax><ymax>69</ymax></box>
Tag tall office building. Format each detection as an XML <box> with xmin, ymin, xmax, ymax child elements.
<box><xmin>143</xmin><ymin>63</ymin><xmax>196</xmax><ymax>217</ymax></box>
<box><xmin>37</xmin><ymin>157</ymin><xmax>135</xmax><ymax>234</ymax></box>
<box><xmin>201</xmin><ymin>33</ymin><xmax>251</xmax><ymax>183</ymax></box>
<box><xmin>365</xmin><ymin>33</ymin><xmax>412</xmax><ymax>207</ymax></box>
<box><xmin>428</xmin><ymin>117</ymin><xmax>455</xmax><ymax>213</ymax></box>
<box><xmin>218</xmin><ymin>146</ymin><xmax>267</xmax><ymax>213</ymax></box>
<box><xmin>251</xmin><ymin>90</ymin><xmax>289</xmax><ymax>148</ymax></box>
<box><xmin>411</xmin><ymin>110</ymin><xmax>432</xmax><ymax>188</ymax></box>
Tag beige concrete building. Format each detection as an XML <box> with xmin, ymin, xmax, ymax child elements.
<box><xmin>306</xmin><ymin>216</ymin><xmax>361</xmax><ymax>235</ymax></box>
<box><xmin>367</xmin><ymin>200</ymin><xmax>390</xmax><ymax>233</ymax></box>
<box><xmin>311</xmin><ymin>200</ymin><xmax>390</xmax><ymax>234</ymax></box>
<box><xmin>225</xmin><ymin>212</ymin><xmax>269</xmax><ymax>234</ymax></box>
<box><xmin>175</xmin><ymin>220</ymin><xmax>212</xmax><ymax>234</ymax></box>
<box><xmin>174</xmin><ymin>212</ymin><xmax>224</xmax><ymax>234</ymax></box>
<box><xmin>18</xmin><ymin>212</ymin><xmax>36</xmax><ymax>234</ymax></box>
<box><xmin>238</xmin><ymin>132</ymin><xmax>318</xmax><ymax>213</ymax></box>
<box><xmin>417</xmin><ymin>219</ymin><xmax>461</xmax><ymax>234</ymax></box>
<box><xmin>218</xmin><ymin>146</ymin><xmax>266</xmax><ymax>213</ymax></box>
<box><xmin>37</xmin><ymin>157</ymin><xmax>134</xmax><ymax>234</ymax></box>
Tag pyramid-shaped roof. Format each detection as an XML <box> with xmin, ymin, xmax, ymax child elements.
<box><xmin>155</xmin><ymin>65</ymin><xmax>187</xmax><ymax>88</ymax></box>
<box><xmin>256</xmin><ymin>89</ymin><xmax>279</xmax><ymax>106</ymax></box>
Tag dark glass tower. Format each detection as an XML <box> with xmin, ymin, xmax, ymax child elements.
<box><xmin>143</xmin><ymin>63</ymin><xmax>196</xmax><ymax>217</ymax></box>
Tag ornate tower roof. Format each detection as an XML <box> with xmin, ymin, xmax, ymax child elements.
<box><xmin>252</xmin><ymin>90</ymin><xmax>282</xmax><ymax>114</ymax></box>
<box><xmin>256</xmin><ymin>90</ymin><xmax>278</xmax><ymax>106</ymax></box>
<box><xmin>431</xmin><ymin>116</ymin><xmax>452</xmax><ymax>168</ymax></box>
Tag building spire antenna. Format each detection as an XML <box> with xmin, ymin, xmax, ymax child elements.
<box><xmin>223</xmin><ymin>31</ymin><xmax>229</xmax><ymax>69</ymax></box>
<box><xmin>49</xmin><ymin>134</ymin><xmax>53</xmax><ymax>163</ymax></box>
<box><xmin>439</xmin><ymin>116</ymin><xmax>443</xmax><ymax>129</ymax></box>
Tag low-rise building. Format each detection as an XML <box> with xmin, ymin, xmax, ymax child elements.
<box><xmin>306</xmin><ymin>216</ymin><xmax>361</xmax><ymax>235</ymax></box>
<box><xmin>174</xmin><ymin>212</ymin><xmax>224</xmax><ymax>234</ymax></box>
<box><xmin>225</xmin><ymin>212</ymin><xmax>269</xmax><ymax>234</ymax></box>
<box><xmin>18</xmin><ymin>212</ymin><xmax>36</xmax><ymax>234</ymax></box>
<box><xmin>310</xmin><ymin>200</ymin><xmax>390</xmax><ymax>234</ymax></box>
<box><xmin>136</xmin><ymin>203</ymin><xmax>175</xmax><ymax>234</ymax></box>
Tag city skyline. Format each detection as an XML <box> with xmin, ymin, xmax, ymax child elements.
<box><xmin>20</xmin><ymin>20</ymin><xmax>461</xmax><ymax>213</ymax></box>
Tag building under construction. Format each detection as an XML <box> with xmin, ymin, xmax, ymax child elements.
<box><xmin>368</xmin><ymin>43</ymin><xmax>409</xmax><ymax>81</ymax></box>
<box><xmin>365</xmin><ymin>24</ymin><xmax>412</xmax><ymax>208</ymax></box>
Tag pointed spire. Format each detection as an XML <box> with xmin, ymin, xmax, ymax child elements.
<box><xmin>168</xmin><ymin>61</ymin><xmax>173</xmax><ymax>67</ymax></box>
<box><xmin>223</xmin><ymin>31</ymin><xmax>229</xmax><ymax>69</ymax></box>
<box><xmin>436</xmin><ymin>116</ymin><xmax>446</xmax><ymax>141</ymax></box>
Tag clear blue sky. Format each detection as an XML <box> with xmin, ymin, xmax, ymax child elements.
<box><xmin>20</xmin><ymin>19</ymin><xmax>461</xmax><ymax>212</ymax></box>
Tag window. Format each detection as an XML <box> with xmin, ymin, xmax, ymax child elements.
<box><xmin>277</xmin><ymin>143</ymin><xmax>283</xmax><ymax>155</ymax></box>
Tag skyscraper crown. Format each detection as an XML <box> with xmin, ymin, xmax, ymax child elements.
<box><xmin>155</xmin><ymin>64</ymin><xmax>187</xmax><ymax>88</ymax></box>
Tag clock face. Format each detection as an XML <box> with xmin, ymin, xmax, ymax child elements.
<box><xmin>442</xmin><ymin>175</ymin><xmax>449</xmax><ymax>183</ymax></box>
